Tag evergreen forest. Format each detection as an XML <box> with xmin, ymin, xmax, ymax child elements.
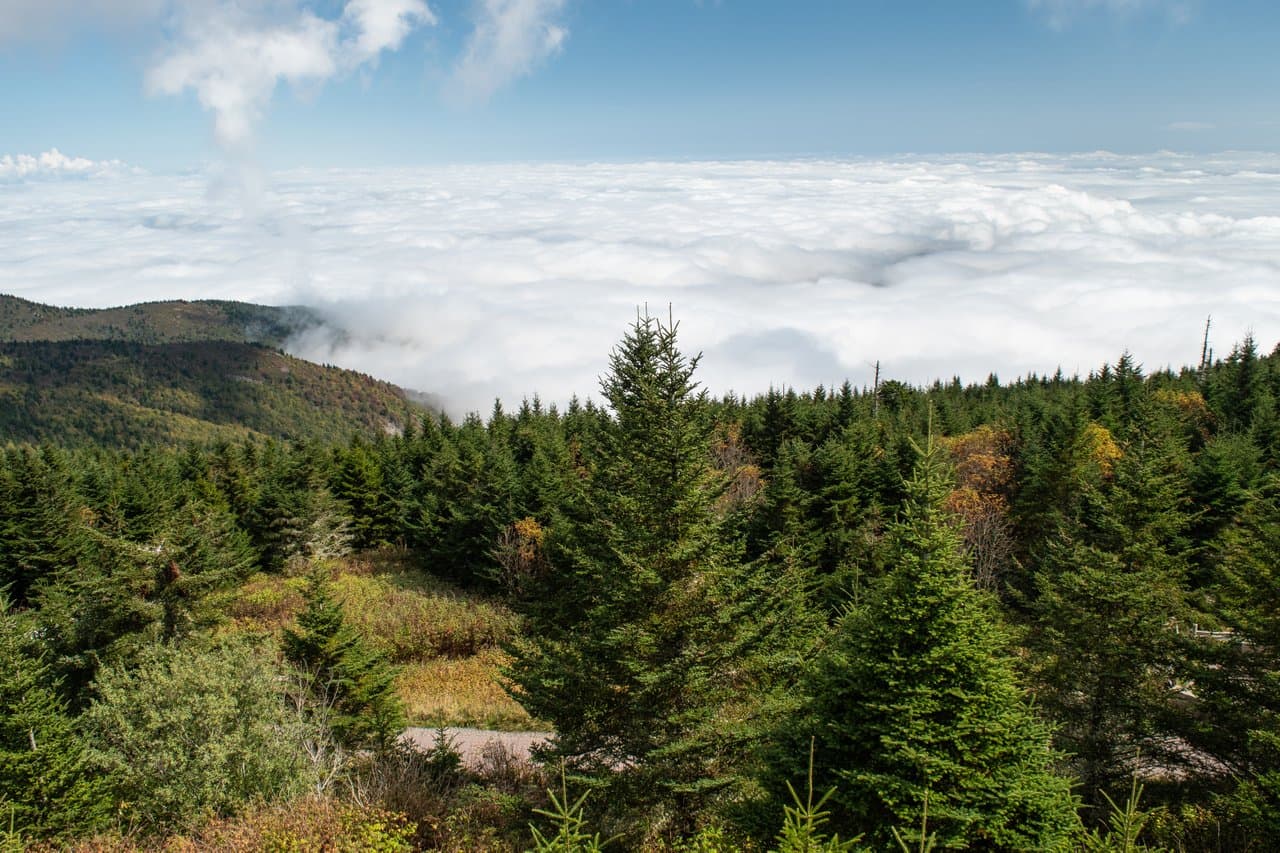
<box><xmin>4</xmin><ymin>311</ymin><xmax>1280</xmax><ymax>851</ymax></box>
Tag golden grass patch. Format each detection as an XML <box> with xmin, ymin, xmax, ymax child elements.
<box><xmin>226</xmin><ymin>553</ymin><xmax>533</xmax><ymax>731</ymax></box>
<box><xmin>335</xmin><ymin>571</ymin><xmax>519</xmax><ymax>662</ymax></box>
<box><xmin>397</xmin><ymin>649</ymin><xmax>537</xmax><ymax>731</ymax></box>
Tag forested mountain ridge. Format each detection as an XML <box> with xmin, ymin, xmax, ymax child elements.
<box><xmin>0</xmin><ymin>293</ymin><xmax>425</xmax><ymax>447</ymax></box>
<box><xmin>0</xmin><ymin>294</ymin><xmax>322</xmax><ymax>346</ymax></box>
<box><xmin>5</xmin><ymin>316</ymin><xmax>1280</xmax><ymax>850</ymax></box>
<box><xmin>0</xmin><ymin>339</ymin><xmax>417</xmax><ymax>447</ymax></box>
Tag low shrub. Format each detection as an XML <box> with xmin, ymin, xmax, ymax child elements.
<box><xmin>174</xmin><ymin>795</ymin><xmax>415</xmax><ymax>852</ymax></box>
<box><xmin>228</xmin><ymin>573</ymin><xmax>307</xmax><ymax>629</ymax></box>
<box><xmin>230</xmin><ymin>558</ymin><xmax>520</xmax><ymax>663</ymax></box>
<box><xmin>83</xmin><ymin>637</ymin><xmax>316</xmax><ymax>836</ymax></box>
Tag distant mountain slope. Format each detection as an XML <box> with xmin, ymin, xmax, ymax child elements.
<box><xmin>0</xmin><ymin>294</ymin><xmax>321</xmax><ymax>347</ymax></box>
<box><xmin>0</xmin><ymin>339</ymin><xmax>417</xmax><ymax>448</ymax></box>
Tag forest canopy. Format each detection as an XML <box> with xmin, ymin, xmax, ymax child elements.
<box><xmin>2</xmin><ymin>313</ymin><xmax>1279</xmax><ymax>850</ymax></box>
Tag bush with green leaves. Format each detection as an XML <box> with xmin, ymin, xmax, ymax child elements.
<box><xmin>170</xmin><ymin>794</ymin><xmax>416</xmax><ymax>852</ymax></box>
<box><xmin>83</xmin><ymin>636</ymin><xmax>315</xmax><ymax>835</ymax></box>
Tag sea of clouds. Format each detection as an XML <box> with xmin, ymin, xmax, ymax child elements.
<box><xmin>2</xmin><ymin>150</ymin><xmax>1277</xmax><ymax>414</ymax></box>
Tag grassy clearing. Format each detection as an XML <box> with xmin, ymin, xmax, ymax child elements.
<box><xmin>334</xmin><ymin>569</ymin><xmax>519</xmax><ymax>662</ymax></box>
<box><xmin>398</xmin><ymin>649</ymin><xmax>536</xmax><ymax>731</ymax></box>
<box><xmin>226</xmin><ymin>550</ymin><xmax>533</xmax><ymax>731</ymax></box>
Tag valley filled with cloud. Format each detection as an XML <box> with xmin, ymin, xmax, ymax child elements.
<box><xmin>3</xmin><ymin>150</ymin><xmax>1277</xmax><ymax>413</ymax></box>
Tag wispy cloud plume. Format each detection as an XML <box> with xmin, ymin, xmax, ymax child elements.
<box><xmin>146</xmin><ymin>1</ymin><xmax>435</xmax><ymax>149</ymax></box>
<box><xmin>451</xmin><ymin>0</ymin><xmax>568</xmax><ymax>102</ymax></box>
<box><xmin>3</xmin><ymin>152</ymin><xmax>1278</xmax><ymax>414</ymax></box>
<box><xmin>344</xmin><ymin>0</ymin><xmax>437</xmax><ymax>64</ymax></box>
<box><xmin>1</xmin><ymin>0</ymin><xmax>565</xmax><ymax>146</ymax></box>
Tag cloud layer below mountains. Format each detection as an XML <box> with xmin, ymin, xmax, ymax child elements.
<box><xmin>3</xmin><ymin>151</ymin><xmax>1278</xmax><ymax>413</ymax></box>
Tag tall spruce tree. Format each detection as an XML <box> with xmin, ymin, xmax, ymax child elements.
<box><xmin>506</xmin><ymin>312</ymin><xmax>813</xmax><ymax>835</ymax></box>
<box><xmin>1193</xmin><ymin>474</ymin><xmax>1280</xmax><ymax>839</ymax></box>
<box><xmin>773</xmin><ymin>437</ymin><xmax>1078</xmax><ymax>849</ymax></box>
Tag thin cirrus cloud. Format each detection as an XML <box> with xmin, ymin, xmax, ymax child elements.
<box><xmin>1027</xmin><ymin>0</ymin><xmax>1194</xmax><ymax>27</ymax></box>
<box><xmin>450</xmin><ymin>0</ymin><xmax>569</xmax><ymax>103</ymax></box>
<box><xmin>2</xmin><ymin>151</ymin><xmax>1278</xmax><ymax>414</ymax></box>
<box><xmin>1</xmin><ymin>0</ymin><xmax>565</xmax><ymax>150</ymax></box>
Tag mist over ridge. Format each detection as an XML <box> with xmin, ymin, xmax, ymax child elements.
<box><xmin>3</xmin><ymin>149</ymin><xmax>1277</xmax><ymax>414</ymax></box>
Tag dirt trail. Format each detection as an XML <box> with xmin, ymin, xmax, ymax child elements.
<box><xmin>400</xmin><ymin>726</ymin><xmax>552</xmax><ymax>769</ymax></box>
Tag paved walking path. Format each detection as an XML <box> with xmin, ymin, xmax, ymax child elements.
<box><xmin>401</xmin><ymin>726</ymin><xmax>552</xmax><ymax>769</ymax></box>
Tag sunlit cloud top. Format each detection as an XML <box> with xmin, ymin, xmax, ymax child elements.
<box><xmin>2</xmin><ymin>151</ymin><xmax>1277</xmax><ymax>413</ymax></box>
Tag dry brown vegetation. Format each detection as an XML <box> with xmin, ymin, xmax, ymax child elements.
<box><xmin>39</xmin><ymin>797</ymin><xmax>415</xmax><ymax>852</ymax></box>
<box><xmin>226</xmin><ymin>551</ymin><xmax>532</xmax><ymax>730</ymax></box>
<box><xmin>398</xmin><ymin>651</ymin><xmax>534</xmax><ymax>731</ymax></box>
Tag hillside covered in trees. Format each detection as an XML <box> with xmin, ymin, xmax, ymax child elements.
<box><xmin>0</xmin><ymin>294</ymin><xmax>421</xmax><ymax>447</ymax></box>
<box><xmin>0</xmin><ymin>295</ymin><xmax>321</xmax><ymax>347</ymax></box>
<box><xmin>3</xmin><ymin>313</ymin><xmax>1280</xmax><ymax>850</ymax></box>
<box><xmin>0</xmin><ymin>339</ymin><xmax>419</xmax><ymax>447</ymax></box>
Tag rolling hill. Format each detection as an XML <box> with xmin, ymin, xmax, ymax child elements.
<box><xmin>0</xmin><ymin>296</ymin><xmax>424</xmax><ymax>448</ymax></box>
<box><xmin>0</xmin><ymin>294</ymin><xmax>322</xmax><ymax>346</ymax></box>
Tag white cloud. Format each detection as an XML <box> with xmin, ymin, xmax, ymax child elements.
<box><xmin>0</xmin><ymin>0</ymin><xmax>558</xmax><ymax>145</ymax></box>
<box><xmin>0</xmin><ymin>149</ymin><xmax>134</xmax><ymax>180</ymax></box>
<box><xmin>146</xmin><ymin>0</ymin><xmax>435</xmax><ymax>148</ymax></box>
<box><xmin>343</xmin><ymin>0</ymin><xmax>437</xmax><ymax>64</ymax></box>
<box><xmin>2</xmin><ymin>151</ymin><xmax>1278</xmax><ymax>414</ymax></box>
<box><xmin>451</xmin><ymin>0</ymin><xmax>568</xmax><ymax>102</ymax></box>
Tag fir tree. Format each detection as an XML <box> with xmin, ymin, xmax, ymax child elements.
<box><xmin>1193</xmin><ymin>474</ymin><xmax>1280</xmax><ymax>839</ymax></box>
<box><xmin>507</xmin><ymin>312</ymin><xmax>814</xmax><ymax>834</ymax></box>
<box><xmin>1028</xmin><ymin>419</ymin><xmax>1192</xmax><ymax>809</ymax></box>
<box><xmin>332</xmin><ymin>436</ymin><xmax>395</xmax><ymax>550</ymax></box>
<box><xmin>0</xmin><ymin>447</ymin><xmax>77</xmax><ymax>607</ymax></box>
<box><xmin>775</xmin><ymin>437</ymin><xmax>1078</xmax><ymax>849</ymax></box>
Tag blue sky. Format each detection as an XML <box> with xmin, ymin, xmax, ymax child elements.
<box><xmin>2</xmin><ymin>2</ymin><xmax>1279</xmax><ymax>408</ymax></box>
<box><xmin>2</xmin><ymin>0</ymin><xmax>1277</xmax><ymax>170</ymax></box>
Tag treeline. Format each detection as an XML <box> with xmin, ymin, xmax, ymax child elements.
<box><xmin>3</xmin><ymin>316</ymin><xmax>1280</xmax><ymax>849</ymax></box>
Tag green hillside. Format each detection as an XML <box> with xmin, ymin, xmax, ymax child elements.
<box><xmin>0</xmin><ymin>339</ymin><xmax>417</xmax><ymax>447</ymax></box>
<box><xmin>0</xmin><ymin>294</ymin><xmax>321</xmax><ymax>347</ymax></box>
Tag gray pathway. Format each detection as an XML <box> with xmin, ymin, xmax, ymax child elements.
<box><xmin>401</xmin><ymin>726</ymin><xmax>552</xmax><ymax>769</ymax></box>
